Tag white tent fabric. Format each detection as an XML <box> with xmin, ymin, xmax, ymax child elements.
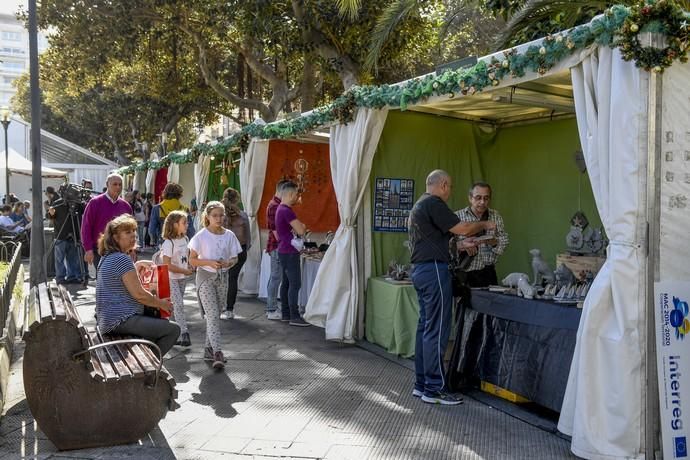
<box><xmin>193</xmin><ymin>154</ymin><xmax>212</xmax><ymax>231</ymax></box>
<box><xmin>238</xmin><ymin>139</ymin><xmax>269</xmax><ymax>294</ymax></box>
<box><xmin>167</xmin><ymin>162</ymin><xmax>180</xmax><ymax>184</ymax></box>
<box><xmin>304</xmin><ymin>108</ymin><xmax>388</xmax><ymax>341</ymax></box>
<box><xmin>145</xmin><ymin>155</ymin><xmax>158</xmax><ymax>196</ymax></box>
<box><xmin>0</xmin><ymin>148</ymin><xmax>67</xmax><ymax>177</ymax></box>
<box><xmin>558</xmin><ymin>47</ymin><xmax>647</xmax><ymax>460</ymax></box>
<box><xmin>132</xmin><ymin>171</ymin><xmax>146</xmax><ymax>193</ymax></box>
<box><xmin>659</xmin><ymin>62</ymin><xmax>690</xmax><ymax>280</ymax></box>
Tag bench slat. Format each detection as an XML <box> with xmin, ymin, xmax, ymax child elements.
<box><xmin>87</xmin><ymin>331</ymin><xmax>119</xmax><ymax>382</ymax></box>
<box><xmin>107</xmin><ymin>335</ymin><xmax>147</xmax><ymax>379</ymax></box>
<box><xmin>96</xmin><ymin>330</ymin><xmax>134</xmax><ymax>381</ymax></box>
<box><xmin>38</xmin><ymin>284</ymin><xmax>53</xmax><ymax>320</ymax></box>
<box><xmin>128</xmin><ymin>343</ymin><xmax>157</xmax><ymax>374</ymax></box>
<box><xmin>48</xmin><ymin>285</ymin><xmax>66</xmax><ymax>320</ymax></box>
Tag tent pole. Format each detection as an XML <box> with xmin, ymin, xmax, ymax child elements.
<box><xmin>28</xmin><ymin>0</ymin><xmax>46</xmax><ymax>286</ymax></box>
<box><xmin>645</xmin><ymin>68</ymin><xmax>662</xmax><ymax>459</ymax></box>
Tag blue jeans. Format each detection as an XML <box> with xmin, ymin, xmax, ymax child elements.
<box><xmin>54</xmin><ymin>239</ymin><xmax>83</xmax><ymax>282</ymax></box>
<box><xmin>266</xmin><ymin>249</ymin><xmax>282</xmax><ymax>312</ymax></box>
<box><xmin>412</xmin><ymin>261</ymin><xmax>453</xmax><ymax>396</ymax></box>
<box><xmin>278</xmin><ymin>252</ymin><xmax>301</xmax><ymax>320</ymax></box>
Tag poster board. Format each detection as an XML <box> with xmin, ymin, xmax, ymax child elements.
<box><xmin>373</xmin><ymin>177</ymin><xmax>414</xmax><ymax>233</ymax></box>
<box><xmin>655</xmin><ymin>281</ymin><xmax>690</xmax><ymax>459</ymax></box>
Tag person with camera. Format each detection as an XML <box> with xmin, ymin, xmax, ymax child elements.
<box><xmin>46</xmin><ymin>186</ymin><xmax>84</xmax><ymax>285</ymax></box>
<box><xmin>81</xmin><ymin>174</ymin><xmax>133</xmax><ymax>274</ymax></box>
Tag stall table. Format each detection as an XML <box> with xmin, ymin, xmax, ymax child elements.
<box><xmin>365</xmin><ymin>277</ymin><xmax>419</xmax><ymax>358</ymax></box>
<box><xmin>453</xmin><ymin>290</ymin><xmax>582</xmax><ymax>412</ymax></box>
<box><xmin>258</xmin><ymin>251</ymin><xmax>322</xmax><ymax>311</ymax></box>
<box><xmin>299</xmin><ymin>255</ymin><xmax>322</xmax><ymax>310</ymax></box>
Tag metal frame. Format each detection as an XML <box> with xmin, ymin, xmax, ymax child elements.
<box><xmin>645</xmin><ymin>67</ymin><xmax>663</xmax><ymax>459</ymax></box>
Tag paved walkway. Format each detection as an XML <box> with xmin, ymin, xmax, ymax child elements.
<box><xmin>0</xmin><ymin>280</ymin><xmax>576</xmax><ymax>459</ymax></box>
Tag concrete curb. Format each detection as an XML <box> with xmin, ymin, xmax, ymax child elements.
<box><xmin>0</xmin><ymin>267</ymin><xmax>26</xmax><ymax>414</ymax></box>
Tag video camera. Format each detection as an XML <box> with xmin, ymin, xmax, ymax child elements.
<box><xmin>58</xmin><ymin>183</ymin><xmax>96</xmax><ymax>205</ymax></box>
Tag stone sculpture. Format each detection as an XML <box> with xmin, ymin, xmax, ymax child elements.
<box><xmin>530</xmin><ymin>248</ymin><xmax>554</xmax><ymax>285</ymax></box>
<box><xmin>502</xmin><ymin>272</ymin><xmax>530</xmax><ymax>288</ymax></box>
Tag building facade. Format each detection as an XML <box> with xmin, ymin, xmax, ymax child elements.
<box><xmin>0</xmin><ymin>13</ymin><xmax>48</xmax><ymax>107</ymax></box>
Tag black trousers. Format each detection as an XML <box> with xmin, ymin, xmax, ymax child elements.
<box><xmin>225</xmin><ymin>246</ymin><xmax>247</xmax><ymax>311</ymax></box>
<box><xmin>466</xmin><ymin>265</ymin><xmax>498</xmax><ymax>288</ymax></box>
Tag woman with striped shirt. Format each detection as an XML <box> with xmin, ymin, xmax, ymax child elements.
<box><xmin>95</xmin><ymin>214</ymin><xmax>180</xmax><ymax>356</ymax></box>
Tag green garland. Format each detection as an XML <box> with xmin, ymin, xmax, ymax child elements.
<box><xmin>619</xmin><ymin>0</ymin><xmax>690</xmax><ymax>71</ymax></box>
<box><xmin>117</xmin><ymin>1</ymin><xmax>689</xmax><ymax>176</ymax></box>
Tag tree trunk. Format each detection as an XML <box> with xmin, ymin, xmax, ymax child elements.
<box><xmin>300</xmin><ymin>54</ymin><xmax>316</xmax><ymax>112</ymax></box>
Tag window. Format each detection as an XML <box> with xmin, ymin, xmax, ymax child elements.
<box><xmin>1</xmin><ymin>61</ymin><xmax>24</xmax><ymax>72</ymax></box>
<box><xmin>3</xmin><ymin>76</ymin><xmax>15</xmax><ymax>84</ymax></box>
<box><xmin>1</xmin><ymin>31</ymin><xmax>22</xmax><ymax>41</ymax></box>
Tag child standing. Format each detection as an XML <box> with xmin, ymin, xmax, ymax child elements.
<box><xmin>189</xmin><ymin>201</ymin><xmax>242</xmax><ymax>370</ymax></box>
<box><xmin>161</xmin><ymin>210</ymin><xmax>194</xmax><ymax>347</ymax></box>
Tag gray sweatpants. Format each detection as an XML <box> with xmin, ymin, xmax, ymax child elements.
<box><xmin>196</xmin><ymin>269</ymin><xmax>229</xmax><ymax>352</ymax></box>
<box><xmin>170</xmin><ymin>278</ymin><xmax>188</xmax><ymax>334</ymax></box>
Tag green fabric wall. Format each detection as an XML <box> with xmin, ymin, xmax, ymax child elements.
<box><xmin>371</xmin><ymin>111</ymin><xmax>483</xmax><ymax>276</ymax></box>
<box><xmin>479</xmin><ymin>118</ymin><xmax>601</xmax><ymax>278</ymax></box>
<box><xmin>207</xmin><ymin>158</ymin><xmax>241</xmax><ymax>202</ymax></box>
<box><xmin>370</xmin><ymin>111</ymin><xmax>602</xmax><ymax>279</ymax></box>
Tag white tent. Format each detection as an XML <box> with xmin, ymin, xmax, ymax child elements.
<box><xmin>295</xmin><ymin>14</ymin><xmax>673</xmax><ymax>460</ymax></box>
<box><xmin>0</xmin><ymin>148</ymin><xmax>67</xmax><ymax>178</ymax></box>
<box><xmin>0</xmin><ymin>148</ymin><xmax>68</xmax><ymax>203</ymax></box>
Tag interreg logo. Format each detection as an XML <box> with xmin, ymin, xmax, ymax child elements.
<box><xmin>669</xmin><ymin>355</ymin><xmax>684</xmax><ymax>432</ymax></box>
<box><xmin>672</xmin><ymin>297</ymin><xmax>690</xmax><ymax>340</ymax></box>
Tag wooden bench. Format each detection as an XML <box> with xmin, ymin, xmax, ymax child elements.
<box><xmin>22</xmin><ymin>282</ymin><xmax>178</xmax><ymax>451</ymax></box>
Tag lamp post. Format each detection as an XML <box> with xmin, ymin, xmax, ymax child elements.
<box><xmin>0</xmin><ymin>107</ymin><xmax>10</xmax><ymax>204</ymax></box>
<box><xmin>161</xmin><ymin>132</ymin><xmax>167</xmax><ymax>156</ymax></box>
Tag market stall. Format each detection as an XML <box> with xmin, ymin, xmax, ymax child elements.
<box><xmin>244</xmin><ymin>138</ymin><xmax>339</xmax><ymax>295</ymax></box>
<box><xmin>115</xmin><ymin>4</ymin><xmax>690</xmax><ymax>457</ymax></box>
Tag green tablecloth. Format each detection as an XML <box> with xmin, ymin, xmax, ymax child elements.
<box><xmin>365</xmin><ymin>277</ymin><xmax>419</xmax><ymax>358</ymax></box>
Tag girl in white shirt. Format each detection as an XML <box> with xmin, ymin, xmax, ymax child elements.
<box><xmin>189</xmin><ymin>201</ymin><xmax>242</xmax><ymax>370</ymax></box>
<box><xmin>161</xmin><ymin>210</ymin><xmax>194</xmax><ymax>347</ymax></box>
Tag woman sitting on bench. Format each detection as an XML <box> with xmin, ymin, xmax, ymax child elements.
<box><xmin>96</xmin><ymin>214</ymin><xmax>180</xmax><ymax>355</ymax></box>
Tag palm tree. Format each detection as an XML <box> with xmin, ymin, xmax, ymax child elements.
<box><xmin>488</xmin><ymin>0</ymin><xmax>690</xmax><ymax>48</ymax></box>
<box><xmin>336</xmin><ymin>0</ymin><xmax>503</xmax><ymax>73</ymax></box>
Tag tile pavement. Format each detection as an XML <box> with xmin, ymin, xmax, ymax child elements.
<box><xmin>0</xmin><ymin>280</ymin><xmax>578</xmax><ymax>459</ymax></box>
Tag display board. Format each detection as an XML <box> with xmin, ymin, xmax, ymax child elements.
<box><xmin>655</xmin><ymin>281</ymin><xmax>690</xmax><ymax>460</ymax></box>
<box><xmin>373</xmin><ymin>177</ymin><xmax>415</xmax><ymax>232</ymax></box>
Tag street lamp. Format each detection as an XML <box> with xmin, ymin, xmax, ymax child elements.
<box><xmin>160</xmin><ymin>132</ymin><xmax>167</xmax><ymax>156</ymax></box>
<box><xmin>0</xmin><ymin>107</ymin><xmax>10</xmax><ymax>204</ymax></box>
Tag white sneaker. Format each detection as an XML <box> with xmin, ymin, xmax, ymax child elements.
<box><xmin>220</xmin><ymin>311</ymin><xmax>234</xmax><ymax>320</ymax></box>
<box><xmin>266</xmin><ymin>310</ymin><xmax>282</xmax><ymax>320</ymax></box>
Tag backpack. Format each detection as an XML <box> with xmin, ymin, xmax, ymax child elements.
<box><xmin>153</xmin><ymin>237</ymin><xmax>189</xmax><ymax>266</ymax></box>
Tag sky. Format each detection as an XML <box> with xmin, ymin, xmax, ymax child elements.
<box><xmin>0</xmin><ymin>1</ymin><xmax>26</xmax><ymax>16</ymax></box>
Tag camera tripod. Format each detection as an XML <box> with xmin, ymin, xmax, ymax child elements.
<box><xmin>46</xmin><ymin>199</ymin><xmax>88</xmax><ymax>286</ymax></box>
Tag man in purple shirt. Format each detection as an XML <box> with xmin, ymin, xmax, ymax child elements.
<box><xmin>275</xmin><ymin>181</ymin><xmax>309</xmax><ymax>327</ymax></box>
<box><xmin>81</xmin><ymin>173</ymin><xmax>132</xmax><ymax>273</ymax></box>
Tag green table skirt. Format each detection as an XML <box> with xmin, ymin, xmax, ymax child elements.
<box><xmin>365</xmin><ymin>277</ymin><xmax>419</xmax><ymax>358</ymax></box>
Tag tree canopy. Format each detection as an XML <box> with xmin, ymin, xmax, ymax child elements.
<box><xmin>15</xmin><ymin>0</ymin><xmax>479</xmax><ymax>162</ymax></box>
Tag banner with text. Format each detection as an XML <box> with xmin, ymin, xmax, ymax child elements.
<box><xmin>656</xmin><ymin>281</ymin><xmax>690</xmax><ymax>459</ymax></box>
